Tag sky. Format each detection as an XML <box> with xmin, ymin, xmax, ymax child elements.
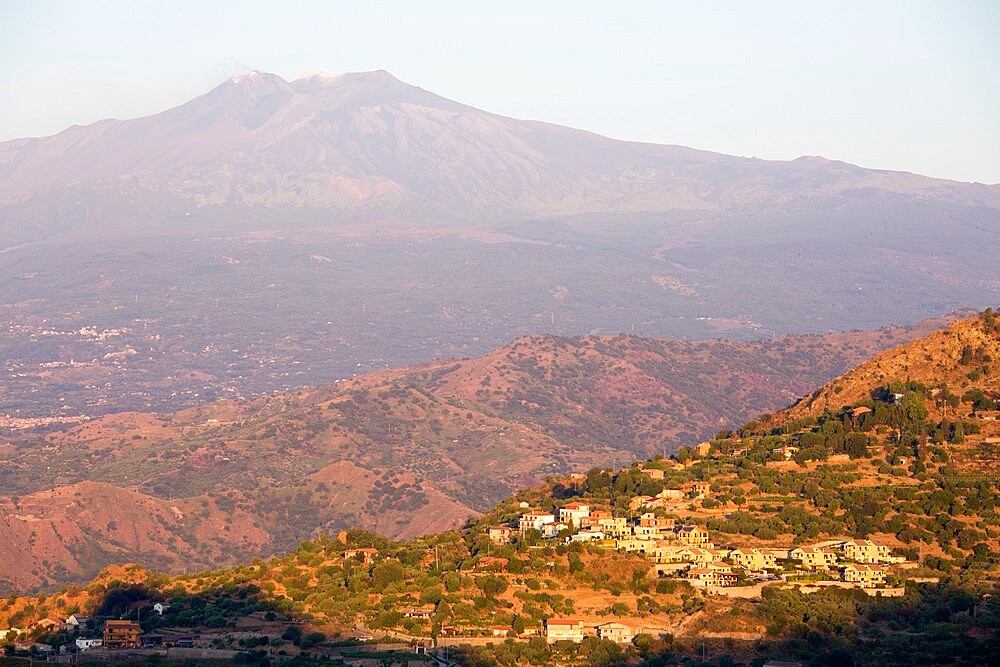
<box><xmin>1</xmin><ymin>1</ymin><xmax>998</xmax><ymax>184</ymax></box>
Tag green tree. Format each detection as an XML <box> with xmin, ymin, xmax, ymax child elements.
<box><xmin>475</xmin><ymin>575</ymin><xmax>509</xmax><ymax>600</ymax></box>
<box><xmin>281</xmin><ymin>625</ymin><xmax>302</xmax><ymax>645</ymax></box>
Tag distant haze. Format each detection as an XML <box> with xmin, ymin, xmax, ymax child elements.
<box><xmin>1</xmin><ymin>1</ymin><xmax>998</xmax><ymax>184</ymax></box>
<box><xmin>0</xmin><ymin>71</ymin><xmax>997</xmax><ymax>422</ymax></box>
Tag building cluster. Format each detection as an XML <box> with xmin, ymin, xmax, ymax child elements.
<box><xmin>658</xmin><ymin>539</ymin><xmax>896</xmax><ymax>589</ymax></box>
<box><xmin>2</xmin><ymin>608</ymin><xmax>195</xmax><ymax>656</ymax></box>
<box><xmin>494</xmin><ymin>500</ymin><xmax>902</xmax><ymax>593</ymax></box>
<box><xmin>506</xmin><ymin>498</ymin><xmax>711</xmax><ymax>547</ymax></box>
<box><xmin>543</xmin><ymin>618</ymin><xmax>639</xmax><ymax>644</ymax></box>
<box><xmin>60</xmin><ymin>615</ymin><xmax>143</xmax><ymax>651</ymax></box>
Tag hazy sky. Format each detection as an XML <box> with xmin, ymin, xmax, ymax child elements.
<box><xmin>2</xmin><ymin>0</ymin><xmax>998</xmax><ymax>184</ymax></box>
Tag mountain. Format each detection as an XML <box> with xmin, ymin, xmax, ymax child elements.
<box><xmin>3</xmin><ymin>70</ymin><xmax>998</xmax><ymax>239</ymax></box>
<box><xmin>0</xmin><ymin>314</ymin><xmax>973</xmax><ymax>590</ymax></box>
<box><xmin>0</xmin><ymin>71</ymin><xmax>997</xmax><ymax>592</ymax></box>
<box><xmin>0</xmin><ymin>72</ymin><xmax>998</xmax><ymax>420</ymax></box>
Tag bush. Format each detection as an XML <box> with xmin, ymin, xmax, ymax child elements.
<box><xmin>280</xmin><ymin>626</ymin><xmax>302</xmax><ymax>645</ymax></box>
<box><xmin>656</xmin><ymin>580</ymin><xmax>677</xmax><ymax>594</ymax></box>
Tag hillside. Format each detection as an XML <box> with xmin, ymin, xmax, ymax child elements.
<box><xmin>1</xmin><ymin>309</ymin><xmax>997</xmax><ymax>665</ymax></box>
<box><xmin>0</xmin><ymin>317</ymin><xmax>964</xmax><ymax>591</ymax></box>
<box><xmin>780</xmin><ymin>308</ymin><xmax>1000</xmax><ymax>426</ymax></box>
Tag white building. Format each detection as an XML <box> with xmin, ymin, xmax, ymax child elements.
<box><xmin>75</xmin><ymin>638</ymin><xmax>103</xmax><ymax>651</ymax></box>
<box><xmin>64</xmin><ymin>615</ymin><xmax>90</xmax><ymax>631</ymax></box>
<box><xmin>558</xmin><ymin>502</ymin><xmax>591</xmax><ymax>526</ymax></box>
<box><xmin>519</xmin><ymin>512</ymin><xmax>556</xmax><ymax>533</ymax></box>
<box><xmin>596</xmin><ymin>622</ymin><xmax>636</xmax><ymax>644</ymax></box>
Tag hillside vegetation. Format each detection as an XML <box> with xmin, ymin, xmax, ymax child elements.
<box><xmin>1</xmin><ymin>311</ymin><xmax>998</xmax><ymax>665</ymax></box>
<box><xmin>0</xmin><ymin>318</ymin><xmax>960</xmax><ymax>591</ymax></box>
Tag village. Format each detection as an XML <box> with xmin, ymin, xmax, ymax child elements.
<box><xmin>484</xmin><ymin>475</ymin><xmax>909</xmax><ymax>645</ymax></box>
<box><xmin>0</xmin><ymin>471</ymin><xmax>913</xmax><ymax>657</ymax></box>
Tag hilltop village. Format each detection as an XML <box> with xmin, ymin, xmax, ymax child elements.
<box><xmin>0</xmin><ymin>467</ymin><xmax>912</xmax><ymax>650</ymax></box>
<box><xmin>489</xmin><ymin>472</ymin><xmax>906</xmax><ymax>644</ymax></box>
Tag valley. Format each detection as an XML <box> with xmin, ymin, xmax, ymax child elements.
<box><xmin>0</xmin><ymin>312</ymin><xmax>993</xmax><ymax>594</ymax></box>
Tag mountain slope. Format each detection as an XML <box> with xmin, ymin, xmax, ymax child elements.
<box><xmin>780</xmin><ymin>309</ymin><xmax>1000</xmax><ymax>424</ymax></box>
<box><xmin>1</xmin><ymin>346</ymin><xmax>998</xmax><ymax>667</ymax></box>
<box><xmin>0</xmin><ymin>71</ymin><xmax>998</xmax><ymax>413</ymax></box>
<box><xmin>1</xmin><ymin>70</ymin><xmax>998</xmax><ymax>244</ymax></box>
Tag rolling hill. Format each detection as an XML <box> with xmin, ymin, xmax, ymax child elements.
<box><xmin>779</xmin><ymin>308</ymin><xmax>1000</xmax><ymax>424</ymax></box>
<box><xmin>0</xmin><ymin>313</ymin><xmax>981</xmax><ymax>591</ymax></box>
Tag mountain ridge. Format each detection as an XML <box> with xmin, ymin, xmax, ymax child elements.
<box><xmin>778</xmin><ymin>311</ymin><xmax>1000</xmax><ymax>425</ymax></box>
<box><xmin>1</xmin><ymin>71</ymin><xmax>997</xmax><ymax>381</ymax></box>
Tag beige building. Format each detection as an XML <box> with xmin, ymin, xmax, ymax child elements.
<box><xmin>544</xmin><ymin>618</ymin><xmax>585</xmax><ymax>643</ymax></box>
<box><xmin>789</xmin><ymin>546</ymin><xmax>838</xmax><ymax>569</ymax></box>
<box><xmin>596</xmin><ymin>622</ymin><xmax>637</xmax><ymax>644</ymax></box>
<box><xmin>652</xmin><ymin>545</ymin><xmax>726</xmax><ymax>564</ymax></box>
<box><xmin>344</xmin><ymin>548</ymin><xmax>380</xmax><ymax>564</ymax></box>
<box><xmin>488</xmin><ymin>526</ymin><xmax>514</xmax><ymax>544</ymax></box>
<box><xmin>629</xmin><ymin>495</ymin><xmax>654</xmax><ymax>511</ymax></box>
<box><xmin>615</xmin><ymin>538</ymin><xmax>658</xmax><ymax>555</ymax></box>
<box><xmin>651</xmin><ymin>545</ymin><xmax>691</xmax><ymax>563</ymax></box>
<box><xmin>657</xmin><ymin>488</ymin><xmax>685</xmax><ymax>501</ymax></box>
<box><xmin>688</xmin><ymin>563</ymin><xmax>739</xmax><ymax>587</ymax></box>
<box><xmin>633</xmin><ymin>524</ymin><xmax>661</xmax><ymax>539</ymax></box>
<box><xmin>729</xmin><ymin>547</ymin><xmax>777</xmax><ymax>570</ymax></box>
<box><xmin>639</xmin><ymin>513</ymin><xmax>676</xmax><ymax>531</ymax></box>
<box><xmin>581</xmin><ymin>510</ymin><xmax>613</xmax><ymax>528</ymax></box>
<box><xmin>841</xmin><ymin>563</ymin><xmax>886</xmax><ymax>588</ymax></box>
<box><xmin>691</xmin><ymin>547</ymin><xmax>727</xmax><ymax>564</ymax></box>
<box><xmin>103</xmin><ymin>620</ymin><xmax>141</xmax><ymax>649</ymax></box>
<box><xmin>558</xmin><ymin>502</ymin><xmax>591</xmax><ymax>525</ymax></box>
<box><xmin>596</xmin><ymin>517</ymin><xmax>630</xmax><ymax>538</ymax></box>
<box><xmin>842</xmin><ymin>539</ymin><xmax>892</xmax><ymax>564</ymax></box>
<box><xmin>676</xmin><ymin>525</ymin><xmax>711</xmax><ymax>546</ymax></box>
<box><xmin>691</xmin><ymin>481</ymin><xmax>711</xmax><ymax>497</ymax></box>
